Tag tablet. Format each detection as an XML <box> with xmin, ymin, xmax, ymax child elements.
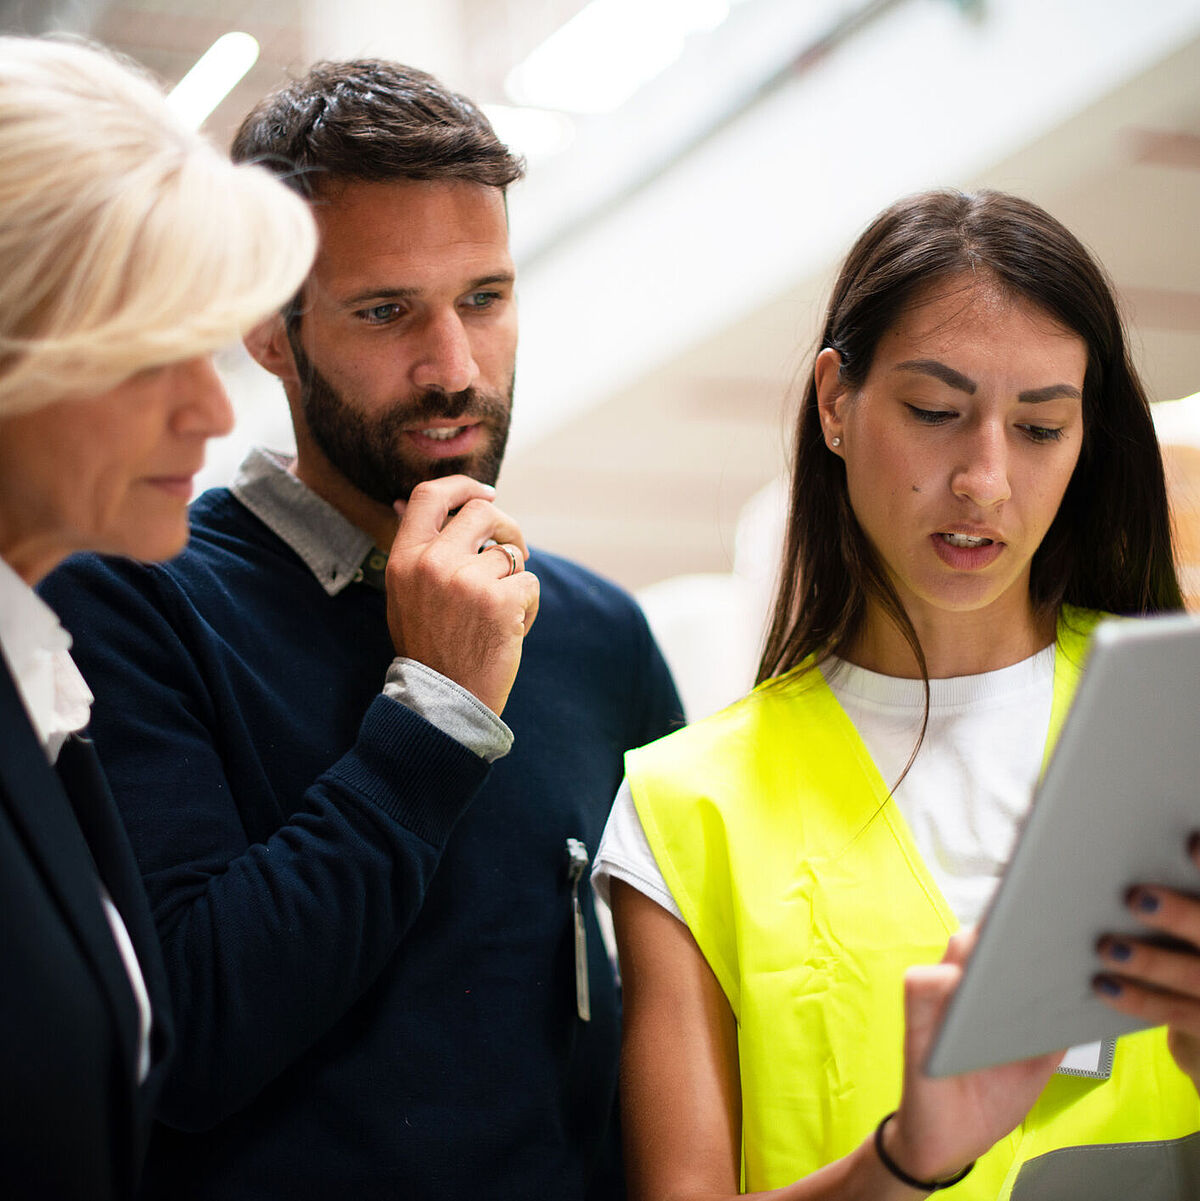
<box><xmin>925</xmin><ymin>612</ymin><xmax>1200</xmax><ymax>1078</ymax></box>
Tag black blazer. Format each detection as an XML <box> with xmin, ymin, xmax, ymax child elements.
<box><xmin>0</xmin><ymin>654</ymin><xmax>171</xmax><ymax>1199</ymax></box>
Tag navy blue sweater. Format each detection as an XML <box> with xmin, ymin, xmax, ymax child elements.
<box><xmin>42</xmin><ymin>488</ymin><xmax>682</xmax><ymax>1201</ymax></box>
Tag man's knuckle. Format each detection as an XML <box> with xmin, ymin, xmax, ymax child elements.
<box><xmin>460</xmin><ymin>497</ymin><xmax>494</xmax><ymax>519</ymax></box>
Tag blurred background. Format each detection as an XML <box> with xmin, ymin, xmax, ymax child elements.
<box><xmin>5</xmin><ymin>0</ymin><xmax>1199</xmax><ymax>716</ymax></box>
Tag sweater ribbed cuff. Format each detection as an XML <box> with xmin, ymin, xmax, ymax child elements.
<box><xmin>327</xmin><ymin>695</ymin><xmax>490</xmax><ymax>846</ymax></box>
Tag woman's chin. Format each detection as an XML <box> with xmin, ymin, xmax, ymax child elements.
<box><xmin>102</xmin><ymin>515</ymin><xmax>191</xmax><ymax>564</ymax></box>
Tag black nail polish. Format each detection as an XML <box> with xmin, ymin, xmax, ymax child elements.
<box><xmin>1135</xmin><ymin>891</ymin><xmax>1161</xmax><ymax>914</ymax></box>
<box><xmin>1106</xmin><ymin>940</ymin><xmax>1133</xmax><ymax>962</ymax></box>
<box><xmin>1094</xmin><ymin>975</ymin><xmax>1122</xmax><ymax>997</ymax></box>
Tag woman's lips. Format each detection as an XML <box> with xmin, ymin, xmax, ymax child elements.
<box><xmin>930</xmin><ymin>530</ymin><xmax>1004</xmax><ymax>570</ymax></box>
<box><xmin>146</xmin><ymin>475</ymin><xmax>196</xmax><ymax>500</ymax></box>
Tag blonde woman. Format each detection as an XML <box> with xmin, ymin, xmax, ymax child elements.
<box><xmin>0</xmin><ymin>36</ymin><xmax>314</xmax><ymax>1200</ymax></box>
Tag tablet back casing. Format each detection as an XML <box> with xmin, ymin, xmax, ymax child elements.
<box><xmin>926</xmin><ymin>614</ymin><xmax>1200</xmax><ymax>1077</ymax></box>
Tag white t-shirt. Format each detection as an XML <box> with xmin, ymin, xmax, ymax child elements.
<box><xmin>593</xmin><ymin>645</ymin><xmax>1055</xmax><ymax>930</ymax></box>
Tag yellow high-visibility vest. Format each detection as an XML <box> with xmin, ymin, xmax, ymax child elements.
<box><xmin>627</xmin><ymin>607</ymin><xmax>1200</xmax><ymax>1198</ymax></box>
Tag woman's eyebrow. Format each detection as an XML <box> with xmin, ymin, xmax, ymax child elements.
<box><xmin>1018</xmin><ymin>383</ymin><xmax>1083</xmax><ymax>403</ymax></box>
<box><xmin>894</xmin><ymin>358</ymin><xmax>976</xmax><ymax>394</ymax></box>
<box><xmin>894</xmin><ymin>360</ymin><xmax>1081</xmax><ymax>404</ymax></box>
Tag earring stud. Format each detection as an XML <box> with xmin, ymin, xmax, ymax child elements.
<box><xmin>831</xmin><ymin>436</ymin><xmax>841</xmax><ymax>448</ymax></box>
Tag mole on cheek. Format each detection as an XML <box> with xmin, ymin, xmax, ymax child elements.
<box><xmin>911</xmin><ymin>485</ymin><xmax>921</xmax><ymax>493</ymax></box>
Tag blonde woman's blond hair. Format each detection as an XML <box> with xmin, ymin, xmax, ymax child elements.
<box><xmin>0</xmin><ymin>36</ymin><xmax>316</xmax><ymax>416</ymax></box>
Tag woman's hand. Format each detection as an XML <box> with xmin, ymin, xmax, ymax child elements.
<box><xmin>886</xmin><ymin>931</ymin><xmax>1064</xmax><ymax>1185</ymax></box>
<box><xmin>1093</xmin><ymin>834</ymin><xmax>1200</xmax><ymax>1091</ymax></box>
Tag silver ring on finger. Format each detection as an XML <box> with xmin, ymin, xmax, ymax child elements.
<box><xmin>490</xmin><ymin>542</ymin><xmax>521</xmax><ymax>577</ymax></box>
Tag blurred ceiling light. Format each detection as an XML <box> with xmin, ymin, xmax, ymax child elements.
<box><xmin>483</xmin><ymin>104</ymin><xmax>576</xmax><ymax>165</ymax></box>
<box><xmin>505</xmin><ymin>0</ymin><xmax>730</xmax><ymax>115</ymax></box>
<box><xmin>167</xmin><ymin>32</ymin><xmax>260</xmax><ymax>129</ymax></box>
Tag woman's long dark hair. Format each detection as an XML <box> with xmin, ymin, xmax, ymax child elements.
<box><xmin>758</xmin><ymin>189</ymin><xmax>1183</xmax><ymax>686</ymax></box>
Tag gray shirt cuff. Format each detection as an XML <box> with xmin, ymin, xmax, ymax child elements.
<box><xmin>383</xmin><ymin>658</ymin><xmax>514</xmax><ymax>763</ymax></box>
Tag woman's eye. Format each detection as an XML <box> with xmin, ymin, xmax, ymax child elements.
<box><xmin>1019</xmin><ymin>424</ymin><xmax>1065</xmax><ymax>444</ymax></box>
<box><xmin>905</xmin><ymin>405</ymin><xmax>954</xmax><ymax>425</ymax></box>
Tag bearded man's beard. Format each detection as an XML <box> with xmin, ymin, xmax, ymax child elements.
<box><xmin>288</xmin><ymin>333</ymin><xmax>513</xmax><ymax>506</ymax></box>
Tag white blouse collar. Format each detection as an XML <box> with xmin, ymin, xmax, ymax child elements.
<box><xmin>0</xmin><ymin>555</ymin><xmax>93</xmax><ymax>761</ymax></box>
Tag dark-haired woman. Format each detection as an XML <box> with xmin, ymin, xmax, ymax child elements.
<box><xmin>593</xmin><ymin>190</ymin><xmax>1200</xmax><ymax>1199</ymax></box>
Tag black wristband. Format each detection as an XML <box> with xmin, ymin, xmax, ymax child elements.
<box><xmin>873</xmin><ymin>1112</ymin><xmax>975</xmax><ymax>1193</ymax></box>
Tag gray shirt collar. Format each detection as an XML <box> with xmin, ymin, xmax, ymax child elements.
<box><xmin>230</xmin><ymin>447</ymin><xmax>374</xmax><ymax>596</ymax></box>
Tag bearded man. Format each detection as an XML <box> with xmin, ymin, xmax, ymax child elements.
<box><xmin>42</xmin><ymin>59</ymin><xmax>681</xmax><ymax>1201</ymax></box>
